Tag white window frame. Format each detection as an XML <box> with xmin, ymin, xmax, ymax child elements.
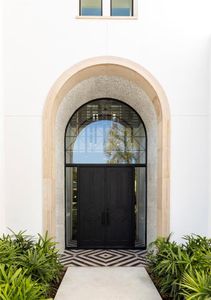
<box><xmin>77</xmin><ymin>0</ymin><xmax>138</xmax><ymax>19</ymax></box>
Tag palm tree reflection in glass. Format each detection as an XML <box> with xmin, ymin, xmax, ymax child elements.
<box><xmin>104</xmin><ymin>122</ymin><xmax>139</xmax><ymax>164</ymax></box>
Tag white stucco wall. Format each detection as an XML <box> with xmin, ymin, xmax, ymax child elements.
<box><xmin>2</xmin><ymin>0</ymin><xmax>211</xmax><ymax>240</ymax></box>
<box><xmin>0</xmin><ymin>0</ymin><xmax>5</xmax><ymax>234</ymax></box>
<box><xmin>209</xmin><ymin>40</ymin><xmax>211</xmax><ymax>235</ymax></box>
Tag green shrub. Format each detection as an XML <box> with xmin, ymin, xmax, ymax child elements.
<box><xmin>183</xmin><ymin>235</ymin><xmax>211</xmax><ymax>255</ymax></box>
<box><xmin>147</xmin><ymin>235</ymin><xmax>185</xmax><ymax>299</ymax></box>
<box><xmin>147</xmin><ymin>234</ymin><xmax>211</xmax><ymax>300</ymax></box>
<box><xmin>181</xmin><ymin>270</ymin><xmax>211</xmax><ymax>299</ymax></box>
<box><xmin>9</xmin><ymin>229</ymin><xmax>35</xmax><ymax>253</ymax></box>
<box><xmin>0</xmin><ymin>264</ymin><xmax>47</xmax><ymax>300</ymax></box>
<box><xmin>0</xmin><ymin>237</ymin><xmax>17</xmax><ymax>265</ymax></box>
<box><xmin>0</xmin><ymin>231</ymin><xmax>63</xmax><ymax>299</ymax></box>
<box><xmin>183</xmin><ymin>235</ymin><xmax>211</xmax><ymax>274</ymax></box>
<box><xmin>0</xmin><ymin>230</ymin><xmax>35</xmax><ymax>265</ymax></box>
<box><xmin>18</xmin><ymin>233</ymin><xmax>63</xmax><ymax>285</ymax></box>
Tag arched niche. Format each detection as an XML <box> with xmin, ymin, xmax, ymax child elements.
<box><xmin>43</xmin><ymin>56</ymin><xmax>170</xmax><ymax>250</ymax></box>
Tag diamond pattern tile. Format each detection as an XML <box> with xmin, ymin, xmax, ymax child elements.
<box><xmin>60</xmin><ymin>249</ymin><xmax>147</xmax><ymax>267</ymax></box>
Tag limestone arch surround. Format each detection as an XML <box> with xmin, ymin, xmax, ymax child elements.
<box><xmin>43</xmin><ymin>56</ymin><xmax>170</xmax><ymax>249</ymax></box>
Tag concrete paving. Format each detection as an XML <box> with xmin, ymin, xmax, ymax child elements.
<box><xmin>55</xmin><ymin>267</ymin><xmax>162</xmax><ymax>300</ymax></box>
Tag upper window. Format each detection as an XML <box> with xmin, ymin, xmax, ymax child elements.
<box><xmin>65</xmin><ymin>98</ymin><xmax>146</xmax><ymax>164</ymax></box>
<box><xmin>80</xmin><ymin>0</ymin><xmax>102</xmax><ymax>16</ymax></box>
<box><xmin>79</xmin><ymin>0</ymin><xmax>134</xmax><ymax>17</ymax></box>
<box><xmin>111</xmin><ymin>0</ymin><xmax>133</xmax><ymax>16</ymax></box>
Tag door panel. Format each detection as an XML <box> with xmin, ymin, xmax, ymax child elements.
<box><xmin>105</xmin><ymin>167</ymin><xmax>134</xmax><ymax>248</ymax></box>
<box><xmin>78</xmin><ymin>167</ymin><xmax>134</xmax><ymax>248</ymax></box>
<box><xmin>78</xmin><ymin>167</ymin><xmax>105</xmax><ymax>248</ymax></box>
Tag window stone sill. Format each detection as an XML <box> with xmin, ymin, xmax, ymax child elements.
<box><xmin>76</xmin><ymin>16</ymin><xmax>138</xmax><ymax>20</ymax></box>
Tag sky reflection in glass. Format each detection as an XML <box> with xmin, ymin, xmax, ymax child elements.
<box><xmin>111</xmin><ymin>0</ymin><xmax>133</xmax><ymax>16</ymax></box>
<box><xmin>67</xmin><ymin>120</ymin><xmax>145</xmax><ymax>164</ymax></box>
<box><xmin>80</xmin><ymin>0</ymin><xmax>102</xmax><ymax>16</ymax></box>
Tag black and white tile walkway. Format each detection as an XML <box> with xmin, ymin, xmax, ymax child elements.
<box><xmin>60</xmin><ymin>249</ymin><xmax>148</xmax><ymax>267</ymax></box>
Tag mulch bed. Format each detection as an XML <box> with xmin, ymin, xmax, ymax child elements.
<box><xmin>146</xmin><ymin>268</ymin><xmax>171</xmax><ymax>300</ymax></box>
<box><xmin>48</xmin><ymin>267</ymin><xmax>67</xmax><ymax>298</ymax></box>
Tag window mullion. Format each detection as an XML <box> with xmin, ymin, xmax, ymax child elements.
<box><xmin>133</xmin><ymin>0</ymin><xmax>137</xmax><ymax>17</ymax></box>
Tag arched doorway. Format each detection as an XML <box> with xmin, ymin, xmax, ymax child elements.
<box><xmin>42</xmin><ymin>56</ymin><xmax>170</xmax><ymax>251</ymax></box>
<box><xmin>65</xmin><ymin>98</ymin><xmax>147</xmax><ymax>249</ymax></box>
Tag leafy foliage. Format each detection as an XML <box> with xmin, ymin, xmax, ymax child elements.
<box><xmin>0</xmin><ymin>236</ymin><xmax>17</xmax><ymax>265</ymax></box>
<box><xmin>0</xmin><ymin>265</ymin><xmax>47</xmax><ymax>300</ymax></box>
<box><xmin>18</xmin><ymin>233</ymin><xmax>63</xmax><ymax>285</ymax></box>
<box><xmin>0</xmin><ymin>230</ymin><xmax>63</xmax><ymax>299</ymax></box>
<box><xmin>147</xmin><ymin>234</ymin><xmax>211</xmax><ymax>300</ymax></box>
<box><xmin>181</xmin><ymin>270</ymin><xmax>211</xmax><ymax>300</ymax></box>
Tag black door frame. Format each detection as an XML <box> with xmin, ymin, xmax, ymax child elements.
<box><xmin>64</xmin><ymin>98</ymin><xmax>148</xmax><ymax>250</ymax></box>
<box><xmin>77</xmin><ymin>165</ymin><xmax>135</xmax><ymax>249</ymax></box>
<box><xmin>65</xmin><ymin>163</ymin><xmax>147</xmax><ymax>250</ymax></box>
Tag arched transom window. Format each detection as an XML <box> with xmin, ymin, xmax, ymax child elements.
<box><xmin>65</xmin><ymin>98</ymin><xmax>146</xmax><ymax>164</ymax></box>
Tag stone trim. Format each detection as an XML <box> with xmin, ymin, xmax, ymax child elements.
<box><xmin>43</xmin><ymin>56</ymin><xmax>170</xmax><ymax>242</ymax></box>
<box><xmin>55</xmin><ymin>76</ymin><xmax>157</xmax><ymax>249</ymax></box>
<box><xmin>76</xmin><ymin>16</ymin><xmax>138</xmax><ymax>20</ymax></box>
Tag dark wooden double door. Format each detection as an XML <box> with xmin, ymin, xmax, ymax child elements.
<box><xmin>78</xmin><ymin>167</ymin><xmax>135</xmax><ymax>249</ymax></box>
